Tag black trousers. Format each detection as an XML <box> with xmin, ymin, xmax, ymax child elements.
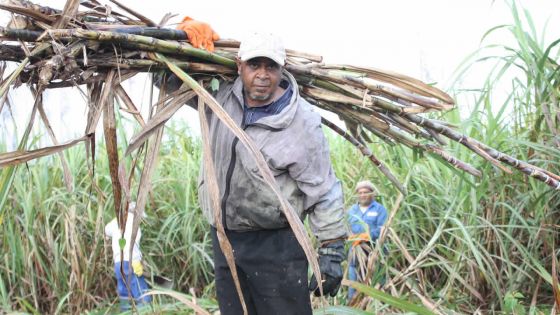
<box><xmin>211</xmin><ymin>227</ymin><xmax>312</xmax><ymax>315</ymax></box>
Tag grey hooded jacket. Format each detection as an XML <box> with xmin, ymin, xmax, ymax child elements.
<box><xmin>162</xmin><ymin>71</ymin><xmax>347</xmax><ymax>241</ymax></box>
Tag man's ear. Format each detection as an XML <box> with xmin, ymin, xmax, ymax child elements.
<box><xmin>235</xmin><ymin>57</ymin><xmax>242</xmax><ymax>75</ymax></box>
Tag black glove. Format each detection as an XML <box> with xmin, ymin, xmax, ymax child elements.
<box><xmin>309</xmin><ymin>240</ymin><xmax>345</xmax><ymax>297</ymax></box>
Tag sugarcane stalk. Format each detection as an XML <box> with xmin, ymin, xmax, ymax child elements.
<box><xmin>76</xmin><ymin>57</ymin><xmax>235</xmax><ymax>74</ymax></box>
<box><xmin>0</xmin><ymin>27</ymin><xmax>43</xmax><ymax>42</ymax></box>
<box><xmin>321</xmin><ymin>117</ymin><xmax>407</xmax><ymax>195</ymax></box>
<box><xmin>288</xmin><ymin>64</ymin><xmax>452</xmax><ymax>111</ymax></box>
<box><xmin>44</xmin><ymin>29</ymin><xmax>237</xmax><ymax>69</ymax></box>
<box><xmin>385</xmin><ymin>112</ymin><xmax>433</xmax><ymax>140</ymax></box>
<box><xmin>325</xmin><ymin>99</ymin><xmax>482</xmax><ymax>177</ymax></box>
<box><xmin>345</xmin><ymin>75</ymin><xmax>453</xmax><ymax>111</ymax></box>
<box><xmin>91</xmin><ymin>26</ymin><xmax>187</xmax><ymax>40</ymax></box>
<box><xmin>315</xmin><ymin>100</ymin><xmax>397</xmax><ymax>145</ymax></box>
<box><xmin>405</xmin><ymin>113</ymin><xmax>560</xmax><ymax>189</ymax></box>
<box><xmin>424</xmin><ymin>145</ymin><xmax>482</xmax><ymax>177</ymax></box>
<box><xmin>426</xmin><ymin>128</ymin><xmax>449</xmax><ymax>146</ymax></box>
<box><xmin>322</xmin><ymin>64</ymin><xmax>455</xmax><ymax>104</ymax></box>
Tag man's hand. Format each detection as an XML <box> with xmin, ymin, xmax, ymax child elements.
<box><xmin>349</xmin><ymin>232</ymin><xmax>370</xmax><ymax>246</ymax></box>
<box><xmin>309</xmin><ymin>239</ymin><xmax>345</xmax><ymax>297</ymax></box>
<box><xmin>176</xmin><ymin>16</ymin><xmax>219</xmax><ymax>52</ymax></box>
<box><xmin>131</xmin><ymin>261</ymin><xmax>144</xmax><ymax>276</ymax></box>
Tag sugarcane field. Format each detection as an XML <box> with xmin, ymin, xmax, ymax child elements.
<box><xmin>0</xmin><ymin>0</ymin><xmax>559</xmax><ymax>314</ymax></box>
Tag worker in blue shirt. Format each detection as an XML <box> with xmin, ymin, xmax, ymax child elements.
<box><xmin>347</xmin><ymin>180</ymin><xmax>387</xmax><ymax>300</ymax></box>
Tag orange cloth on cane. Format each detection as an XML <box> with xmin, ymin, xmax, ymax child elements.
<box><xmin>349</xmin><ymin>232</ymin><xmax>370</xmax><ymax>246</ymax></box>
<box><xmin>176</xmin><ymin>16</ymin><xmax>220</xmax><ymax>52</ymax></box>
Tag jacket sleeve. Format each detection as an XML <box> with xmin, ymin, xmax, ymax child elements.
<box><xmin>370</xmin><ymin>205</ymin><xmax>387</xmax><ymax>240</ymax></box>
<box><xmin>152</xmin><ymin>71</ymin><xmax>198</xmax><ymax>109</ymax></box>
<box><xmin>288</xmin><ymin>118</ymin><xmax>348</xmax><ymax>242</ymax></box>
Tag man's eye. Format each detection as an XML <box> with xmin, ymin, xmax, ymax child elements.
<box><xmin>249</xmin><ymin>63</ymin><xmax>258</xmax><ymax>69</ymax></box>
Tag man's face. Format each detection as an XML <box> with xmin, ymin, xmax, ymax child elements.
<box><xmin>237</xmin><ymin>57</ymin><xmax>283</xmax><ymax>107</ymax></box>
<box><xmin>357</xmin><ymin>188</ymin><xmax>375</xmax><ymax>206</ymax></box>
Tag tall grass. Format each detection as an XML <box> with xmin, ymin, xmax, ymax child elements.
<box><xmin>0</xmin><ymin>124</ymin><xmax>215</xmax><ymax>314</ymax></box>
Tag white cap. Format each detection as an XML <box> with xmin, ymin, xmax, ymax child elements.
<box><xmin>355</xmin><ymin>180</ymin><xmax>377</xmax><ymax>193</ymax></box>
<box><xmin>238</xmin><ymin>32</ymin><xmax>286</xmax><ymax>66</ymax></box>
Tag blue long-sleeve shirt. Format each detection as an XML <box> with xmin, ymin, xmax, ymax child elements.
<box><xmin>347</xmin><ymin>200</ymin><xmax>387</xmax><ymax>241</ymax></box>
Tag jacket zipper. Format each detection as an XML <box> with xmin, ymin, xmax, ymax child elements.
<box><xmin>220</xmin><ymin>114</ymin><xmax>247</xmax><ymax>230</ymax></box>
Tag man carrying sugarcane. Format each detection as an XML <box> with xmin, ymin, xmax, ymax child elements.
<box><xmin>346</xmin><ymin>180</ymin><xmax>388</xmax><ymax>299</ymax></box>
<box><xmin>157</xmin><ymin>18</ymin><xmax>348</xmax><ymax>314</ymax></box>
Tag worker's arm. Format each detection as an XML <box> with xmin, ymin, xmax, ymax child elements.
<box><xmin>153</xmin><ymin>16</ymin><xmax>220</xmax><ymax>104</ymax></box>
<box><xmin>289</xmin><ymin>114</ymin><xmax>348</xmax><ymax>242</ymax></box>
<box><xmin>369</xmin><ymin>204</ymin><xmax>387</xmax><ymax>240</ymax></box>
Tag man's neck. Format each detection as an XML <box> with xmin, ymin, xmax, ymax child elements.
<box><xmin>359</xmin><ymin>200</ymin><xmax>374</xmax><ymax>208</ymax></box>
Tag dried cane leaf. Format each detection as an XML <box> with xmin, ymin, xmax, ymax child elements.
<box><xmin>102</xmin><ymin>77</ymin><xmax>123</xmax><ymax>225</ymax></box>
<box><xmin>199</xmin><ymin>98</ymin><xmax>248</xmax><ymax>315</ymax></box>
<box><xmin>53</xmin><ymin>0</ymin><xmax>80</xmax><ymax>29</ymax></box>
<box><xmin>0</xmin><ymin>86</ymin><xmax>41</xmax><ymax>214</ymax></box>
<box><xmin>125</xmin><ymin>89</ymin><xmax>196</xmax><ymax>155</ymax></box>
<box><xmin>127</xmin><ymin>84</ymin><xmax>169</xmax><ymax>273</ymax></box>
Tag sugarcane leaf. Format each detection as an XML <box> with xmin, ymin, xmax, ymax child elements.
<box><xmin>143</xmin><ymin>289</ymin><xmax>211</xmax><ymax>315</ymax></box>
<box><xmin>109</xmin><ymin>0</ymin><xmax>157</xmax><ymax>27</ymax></box>
<box><xmin>0</xmin><ymin>88</ymin><xmax>41</xmax><ymax>214</ymax></box>
<box><xmin>53</xmin><ymin>0</ymin><xmax>80</xmax><ymax>29</ymax></box>
<box><xmin>343</xmin><ymin>280</ymin><xmax>436</xmax><ymax>314</ymax></box>
<box><xmin>102</xmin><ymin>74</ymin><xmax>123</xmax><ymax>224</ymax></box>
<box><xmin>210</xmin><ymin>77</ymin><xmax>220</xmax><ymax>92</ymax></box>
<box><xmin>114</xmin><ymin>84</ymin><xmax>146</xmax><ymax>127</ymax></box>
<box><xmin>0</xmin><ymin>137</ymin><xmax>88</xmax><ymax>168</ymax></box>
<box><xmin>551</xmin><ymin>244</ymin><xmax>560</xmax><ymax>309</ymax></box>
<box><xmin>127</xmin><ymin>82</ymin><xmax>171</xmax><ymax>275</ymax></box>
<box><xmin>321</xmin><ymin>116</ymin><xmax>406</xmax><ymax>195</ymax></box>
<box><xmin>313</xmin><ymin>305</ymin><xmax>374</xmax><ymax>315</ymax></box>
<box><xmin>118</xmin><ymin>238</ymin><xmax>126</xmax><ymax>250</ymax></box>
<box><xmin>199</xmin><ymin>98</ymin><xmax>248</xmax><ymax>314</ymax></box>
<box><xmin>125</xmin><ymin>89</ymin><xmax>196</xmax><ymax>155</ymax></box>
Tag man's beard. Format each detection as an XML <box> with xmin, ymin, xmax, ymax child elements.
<box><xmin>249</xmin><ymin>92</ymin><xmax>271</xmax><ymax>101</ymax></box>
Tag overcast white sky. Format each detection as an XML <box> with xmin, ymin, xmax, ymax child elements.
<box><xmin>1</xmin><ymin>0</ymin><xmax>560</xmax><ymax>149</ymax></box>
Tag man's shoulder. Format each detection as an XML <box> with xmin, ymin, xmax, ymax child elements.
<box><xmin>347</xmin><ymin>203</ymin><xmax>359</xmax><ymax>213</ymax></box>
<box><xmin>296</xmin><ymin>97</ymin><xmax>318</xmax><ymax>116</ymax></box>
<box><xmin>371</xmin><ymin>201</ymin><xmax>387</xmax><ymax>212</ymax></box>
<box><xmin>287</xmin><ymin>97</ymin><xmax>321</xmax><ymax>132</ymax></box>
